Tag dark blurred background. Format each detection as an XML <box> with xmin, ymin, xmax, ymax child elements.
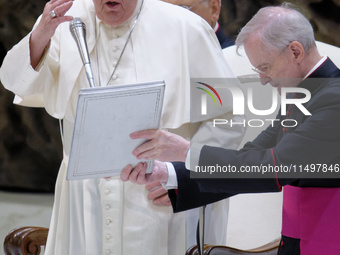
<box><xmin>0</xmin><ymin>0</ymin><xmax>339</xmax><ymax>193</ymax></box>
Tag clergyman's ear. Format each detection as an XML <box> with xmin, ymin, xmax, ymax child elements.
<box><xmin>210</xmin><ymin>0</ymin><xmax>221</xmax><ymax>26</ymax></box>
<box><xmin>289</xmin><ymin>41</ymin><xmax>304</xmax><ymax>63</ymax></box>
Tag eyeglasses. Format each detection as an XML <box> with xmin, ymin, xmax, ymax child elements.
<box><xmin>179</xmin><ymin>0</ymin><xmax>207</xmax><ymax>10</ymax></box>
<box><xmin>251</xmin><ymin>47</ymin><xmax>288</xmax><ymax>77</ymax></box>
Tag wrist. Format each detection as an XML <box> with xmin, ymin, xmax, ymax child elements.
<box><xmin>159</xmin><ymin>161</ymin><xmax>169</xmax><ymax>184</ymax></box>
<box><xmin>29</xmin><ymin>30</ymin><xmax>51</xmax><ymax>69</ymax></box>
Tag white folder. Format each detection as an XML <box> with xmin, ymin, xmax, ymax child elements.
<box><xmin>67</xmin><ymin>81</ymin><xmax>165</xmax><ymax>180</ymax></box>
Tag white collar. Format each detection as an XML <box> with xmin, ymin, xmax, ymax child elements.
<box><xmin>95</xmin><ymin>0</ymin><xmax>143</xmax><ymax>39</ymax></box>
<box><xmin>213</xmin><ymin>22</ymin><xmax>219</xmax><ymax>33</ymax></box>
<box><xmin>303</xmin><ymin>56</ymin><xmax>327</xmax><ymax>79</ymax></box>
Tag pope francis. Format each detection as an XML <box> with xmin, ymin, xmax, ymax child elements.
<box><xmin>0</xmin><ymin>0</ymin><xmax>245</xmax><ymax>254</ymax></box>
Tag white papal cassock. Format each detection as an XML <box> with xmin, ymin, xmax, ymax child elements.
<box><xmin>0</xmin><ymin>0</ymin><xmax>245</xmax><ymax>254</ymax></box>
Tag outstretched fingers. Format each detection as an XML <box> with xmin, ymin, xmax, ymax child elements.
<box><xmin>120</xmin><ymin>162</ymin><xmax>148</xmax><ymax>184</ymax></box>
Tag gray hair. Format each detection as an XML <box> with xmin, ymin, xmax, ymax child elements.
<box><xmin>203</xmin><ymin>0</ymin><xmax>221</xmax><ymax>7</ymax></box>
<box><xmin>236</xmin><ymin>2</ymin><xmax>316</xmax><ymax>53</ymax></box>
<box><xmin>201</xmin><ymin>0</ymin><xmax>210</xmax><ymax>8</ymax></box>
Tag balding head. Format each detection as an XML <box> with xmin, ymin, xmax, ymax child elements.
<box><xmin>162</xmin><ymin>0</ymin><xmax>221</xmax><ymax>28</ymax></box>
<box><xmin>236</xmin><ymin>3</ymin><xmax>316</xmax><ymax>54</ymax></box>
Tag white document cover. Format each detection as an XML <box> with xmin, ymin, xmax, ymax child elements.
<box><xmin>67</xmin><ymin>81</ymin><xmax>165</xmax><ymax>180</ymax></box>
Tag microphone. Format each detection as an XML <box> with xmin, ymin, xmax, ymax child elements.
<box><xmin>69</xmin><ymin>18</ymin><xmax>95</xmax><ymax>88</ymax></box>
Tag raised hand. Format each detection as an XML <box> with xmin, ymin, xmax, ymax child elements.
<box><xmin>30</xmin><ymin>0</ymin><xmax>74</xmax><ymax>68</ymax></box>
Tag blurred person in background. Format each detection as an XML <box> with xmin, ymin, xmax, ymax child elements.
<box><xmin>163</xmin><ymin>0</ymin><xmax>234</xmax><ymax>48</ymax></box>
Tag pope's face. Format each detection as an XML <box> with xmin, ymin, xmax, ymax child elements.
<box><xmin>93</xmin><ymin>0</ymin><xmax>138</xmax><ymax>26</ymax></box>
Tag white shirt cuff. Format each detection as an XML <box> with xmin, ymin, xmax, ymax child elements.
<box><xmin>162</xmin><ymin>143</ymin><xmax>203</xmax><ymax>189</ymax></box>
<box><xmin>161</xmin><ymin>162</ymin><xmax>178</xmax><ymax>190</ymax></box>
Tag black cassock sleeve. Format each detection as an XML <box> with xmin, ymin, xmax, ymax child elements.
<box><xmin>168</xmin><ymin>162</ymin><xmax>282</xmax><ymax>213</ymax></box>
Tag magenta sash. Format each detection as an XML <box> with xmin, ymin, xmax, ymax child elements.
<box><xmin>282</xmin><ymin>185</ymin><xmax>340</xmax><ymax>254</ymax></box>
